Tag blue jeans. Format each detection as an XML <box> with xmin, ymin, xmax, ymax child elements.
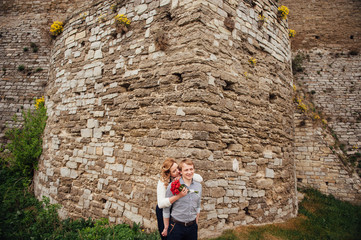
<box><xmin>167</xmin><ymin>219</ymin><xmax>198</xmax><ymax>240</ymax></box>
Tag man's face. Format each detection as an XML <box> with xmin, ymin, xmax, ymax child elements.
<box><xmin>181</xmin><ymin>163</ymin><xmax>194</xmax><ymax>181</ymax></box>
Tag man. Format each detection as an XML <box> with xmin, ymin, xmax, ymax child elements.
<box><xmin>162</xmin><ymin>159</ymin><xmax>202</xmax><ymax>240</ymax></box>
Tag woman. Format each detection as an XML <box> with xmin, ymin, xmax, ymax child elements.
<box><xmin>156</xmin><ymin>158</ymin><xmax>203</xmax><ymax>239</ymax></box>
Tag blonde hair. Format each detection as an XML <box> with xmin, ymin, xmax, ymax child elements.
<box><xmin>160</xmin><ymin>158</ymin><xmax>177</xmax><ymax>187</ymax></box>
<box><xmin>178</xmin><ymin>159</ymin><xmax>194</xmax><ymax>171</ymax></box>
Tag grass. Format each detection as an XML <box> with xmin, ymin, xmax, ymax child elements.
<box><xmin>209</xmin><ymin>188</ymin><xmax>361</xmax><ymax>240</ymax></box>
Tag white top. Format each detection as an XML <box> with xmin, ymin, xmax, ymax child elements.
<box><xmin>157</xmin><ymin>173</ymin><xmax>203</xmax><ymax>209</ymax></box>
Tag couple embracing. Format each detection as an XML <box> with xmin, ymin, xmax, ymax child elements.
<box><xmin>156</xmin><ymin>158</ymin><xmax>203</xmax><ymax>240</ymax></box>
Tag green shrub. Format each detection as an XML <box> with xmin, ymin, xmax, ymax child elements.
<box><xmin>78</xmin><ymin>219</ymin><xmax>132</xmax><ymax>240</ymax></box>
<box><xmin>29</xmin><ymin>196</ymin><xmax>62</xmax><ymax>239</ymax></box>
<box><xmin>30</xmin><ymin>42</ymin><xmax>39</xmax><ymax>53</ymax></box>
<box><xmin>0</xmin><ymin>167</ymin><xmax>59</xmax><ymax>240</ymax></box>
<box><xmin>52</xmin><ymin>218</ymin><xmax>95</xmax><ymax>240</ymax></box>
<box><xmin>5</xmin><ymin>97</ymin><xmax>47</xmax><ymax>178</ymax></box>
<box><xmin>292</xmin><ymin>53</ymin><xmax>305</xmax><ymax>73</ymax></box>
<box><xmin>17</xmin><ymin>65</ymin><xmax>25</xmax><ymax>71</ymax></box>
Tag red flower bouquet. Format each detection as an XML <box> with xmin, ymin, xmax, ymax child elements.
<box><xmin>170</xmin><ymin>179</ymin><xmax>186</xmax><ymax>195</ymax></box>
<box><xmin>170</xmin><ymin>179</ymin><xmax>199</xmax><ymax>195</ymax></box>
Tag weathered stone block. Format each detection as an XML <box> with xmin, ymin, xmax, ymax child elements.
<box><xmin>75</xmin><ymin>31</ymin><xmax>86</xmax><ymax>40</ymax></box>
<box><xmin>265</xmin><ymin>168</ymin><xmax>275</xmax><ymax>178</ymax></box>
<box><xmin>256</xmin><ymin>178</ymin><xmax>273</xmax><ymax>189</ymax></box>
<box><xmin>93</xmin><ymin>128</ymin><xmax>103</xmax><ymax>139</ymax></box>
<box><xmin>135</xmin><ymin>4</ymin><xmax>147</xmax><ymax>15</ymax></box>
<box><xmin>60</xmin><ymin>167</ymin><xmax>71</xmax><ymax>177</ymax></box>
<box><xmin>103</xmin><ymin>147</ymin><xmax>114</xmax><ymax>156</ymax></box>
<box><xmin>81</xmin><ymin>129</ymin><xmax>92</xmax><ymax>138</ymax></box>
<box><xmin>210</xmin><ymin>187</ymin><xmax>226</xmax><ymax>198</ymax></box>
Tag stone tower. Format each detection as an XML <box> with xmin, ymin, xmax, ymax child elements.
<box><xmin>3</xmin><ymin>0</ymin><xmax>299</xmax><ymax>238</ymax></box>
<box><xmin>33</xmin><ymin>0</ymin><xmax>297</xmax><ymax>237</ymax></box>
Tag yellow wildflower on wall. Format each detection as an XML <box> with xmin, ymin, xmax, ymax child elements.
<box><xmin>98</xmin><ymin>14</ymin><xmax>106</xmax><ymax>23</ymax></box>
<box><xmin>50</xmin><ymin>21</ymin><xmax>63</xmax><ymax>37</ymax></box>
<box><xmin>115</xmin><ymin>14</ymin><xmax>131</xmax><ymax>26</ymax></box>
<box><xmin>258</xmin><ymin>14</ymin><xmax>266</xmax><ymax>21</ymax></box>
<box><xmin>35</xmin><ymin>96</ymin><xmax>45</xmax><ymax>109</ymax></box>
<box><xmin>298</xmin><ymin>102</ymin><xmax>308</xmax><ymax>112</ymax></box>
<box><xmin>289</xmin><ymin>29</ymin><xmax>296</xmax><ymax>38</ymax></box>
<box><xmin>278</xmin><ymin>5</ymin><xmax>289</xmax><ymax>20</ymax></box>
<box><xmin>79</xmin><ymin>12</ymin><xmax>88</xmax><ymax>20</ymax></box>
<box><xmin>248</xmin><ymin>57</ymin><xmax>257</xmax><ymax>66</ymax></box>
<box><xmin>296</xmin><ymin>98</ymin><xmax>307</xmax><ymax>112</ymax></box>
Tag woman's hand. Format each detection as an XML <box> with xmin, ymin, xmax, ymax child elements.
<box><xmin>174</xmin><ymin>176</ymin><xmax>181</xmax><ymax>181</ymax></box>
<box><xmin>161</xmin><ymin>228</ymin><xmax>167</xmax><ymax>237</ymax></box>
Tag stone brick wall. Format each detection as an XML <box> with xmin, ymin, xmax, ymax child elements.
<box><xmin>296</xmin><ymin>49</ymin><xmax>361</xmax><ymax>150</ymax></box>
<box><xmin>279</xmin><ymin>0</ymin><xmax>361</xmax><ymax>51</ymax></box>
<box><xmin>0</xmin><ymin>0</ymin><xmax>86</xmax><ymax>15</ymax></box>
<box><xmin>292</xmin><ymin>49</ymin><xmax>361</xmax><ymax>204</ymax></box>
<box><xmin>0</xmin><ymin>0</ymin><xmax>86</xmax><ymax>141</ymax></box>
<box><xmin>294</xmin><ymin>111</ymin><xmax>361</xmax><ymax>204</ymax></box>
<box><xmin>0</xmin><ymin>15</ymin><xmax>49</xmax><ymax>139</ymax></box>
<box><xmin>281</xmin><ymin>0</ymin><xmax>361</xmax><ymax>204</ymax></box>
<box><xmin>32</xmin><ymin>0</ymin><xmax>297</xmax><ymax>237</ymax></box>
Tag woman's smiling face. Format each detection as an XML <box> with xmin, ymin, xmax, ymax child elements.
<box><xmin>170</xmin><ymin>163</ymin><xmax>180</xmax><ymax>178</ymax></box>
